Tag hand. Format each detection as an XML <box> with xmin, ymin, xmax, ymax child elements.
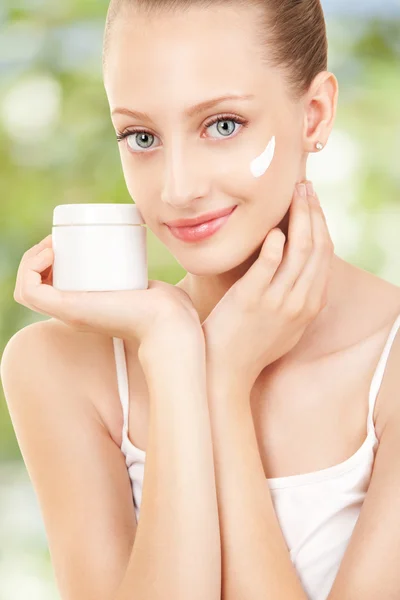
<box><xmin>13</xmin><ymin>234</ymin><xmax>202</xmax><ymax>349</ymax></box>
<box><xmin>202</xmin><ymin>181</ymin><xmax>334</xmax><ymax>392</ymax></box>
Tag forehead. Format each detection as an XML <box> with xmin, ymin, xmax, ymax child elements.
<box><xmin>104</xmin><ymin>5</ymin><xmax>279</xmax><ymax>111</ymax></box>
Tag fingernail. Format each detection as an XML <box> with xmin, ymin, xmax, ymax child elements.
<box><xmin>296</xmin><ymin>183</ymin><xmax>307</xmax><ymax>197</ymax></box>
<box><xmin>306</xmin><ymin>181</ymin><xmax>314</xmax><ymax>196</ymax></box>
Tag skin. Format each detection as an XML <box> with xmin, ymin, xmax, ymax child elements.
<box><xmin>4</xmin><ymin>4</ymin><xmax>400</xmax><ymax>598</ymax></box>
<box><xmin>103</xmin><ymin>3</ymin><xmax>400</xmax><ymax>369</ymax></box>
<box><xmin>99</xmin><ymin>0</ymin><xmax>400</xmax><ymax>471</ymax></box>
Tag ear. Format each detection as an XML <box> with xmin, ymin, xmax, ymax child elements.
<box><xmin>302</xmin><ymin>71</ymin><xmax>339</xmax><ymax>152</ymax></box>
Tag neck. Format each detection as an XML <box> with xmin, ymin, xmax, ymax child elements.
<box><xmin>179</xmin><ymin>254</ymin><xmax>346</xmax><ymax>325</ymax></box>
<box><xmin>177</xmin><ymin>206</ymin><xmax>352</xmax><ymax>360</ymax></box>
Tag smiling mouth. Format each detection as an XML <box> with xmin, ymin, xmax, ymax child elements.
<box><xmin>166</xmin><ymin>206</ymin><xmax>237</xmax><ymax>228</ymax></box>
<box><xmin>166</xmin><ymin>206</ymin><xmax>237</xmax><ymax>242</ymax></box>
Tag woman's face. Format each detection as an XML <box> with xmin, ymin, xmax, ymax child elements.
<box><xmin>104</xmin><ymin>4</ymin><xmax>306</xmax><ymax>275</ymax></box>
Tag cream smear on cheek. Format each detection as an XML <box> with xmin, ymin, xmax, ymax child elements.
<box><xmin>250</xmin><ymin>135</ymin><xmax>276</xmax><ymax>178</ymax></box>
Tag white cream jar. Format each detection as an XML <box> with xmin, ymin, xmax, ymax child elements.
<box><xmin>52</xmin><ymin>203</ymin><xmax>147</xmax><ymax>292</ymax></box>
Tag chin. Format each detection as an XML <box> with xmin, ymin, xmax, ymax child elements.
<box><xmin>172</xmin><ymin>239</ymin><xmax>263</xmax><ymax>277</ymax></box>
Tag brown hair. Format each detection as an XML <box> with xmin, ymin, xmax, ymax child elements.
<box><xmin>103</xmin><ymin>0</ymin><xmax>328</xmax><ymax>102</ymax></box>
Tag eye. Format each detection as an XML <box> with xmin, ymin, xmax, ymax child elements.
<box><xmin>204</xmin><ymin>115</ymin><xmax>247</xmax><ymax>139</ymax></box>
<box><xmin>116</xmin><ymin>114</ymin><xmax>248</xmax><ymax>154</ymax></box>
<box><xmin>116</xmin><ymin>130</ymin><xmax>161</xmax><ymax>153</ymax></box>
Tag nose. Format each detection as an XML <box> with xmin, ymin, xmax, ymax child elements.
<box><xmin>160</xmin><ymin>142</ymin><xmax>210</xmax><ymax>210</ymax></box>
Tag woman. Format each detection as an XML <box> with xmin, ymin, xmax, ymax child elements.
<box><xmin>2</xmin><ymin>1</ymin><xmax>400</xmax><ymax>599</ymax></box>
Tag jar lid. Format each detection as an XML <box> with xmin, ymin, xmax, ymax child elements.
<box><xmin>53</xmin><ymin>204</ymin><xmax>145</xmax><ymax>226</ymax></box>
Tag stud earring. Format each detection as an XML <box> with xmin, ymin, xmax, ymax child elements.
<box><xmin>315</xmin><ymin>141</ymin><xmax>324</xmax><ymax>151</ymax></box>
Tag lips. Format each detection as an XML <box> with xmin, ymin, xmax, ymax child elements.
<box><xmin>165</xmin><ymin>206</ymin><xmax>237</xmax><ymax>228</ymax></box>
<box><xmin>167</xmin><ymin>206</ymin><xmax>237</xmax><ymax>242</ymax></box>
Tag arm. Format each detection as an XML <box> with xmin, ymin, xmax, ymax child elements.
<box><xmin>117</xmin><ymin>333</ymin><xmax>221</xmax><ymax>600</ymax></box>
<box><xmin>206</xmin><ymin>366</ymin><xmax>307</xmax><ymax>600</ymax></box>
<box><xmin>0</xmin><ymin>322</ymin><xmax>221</xmax><ymax>600</ymax></box>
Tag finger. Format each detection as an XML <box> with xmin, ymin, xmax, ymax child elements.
<box><xmin>235</xmin><ymin>228</ymin><xmax>286</xmax><ymax>300</ymax></box>
<box><xmin>268</xmin><ymin>182</ymin><xmax>313</xmax><ymax>298</ymax></box>
<box><xmin>14</xmin><ymin>235</ymin><xmax>53</xmax><ymax>299</ymax></box>
<box><xmin>19</xmin><ymin>246</ymin><xmax>66</xmax><ymax>319</ymax></box>
<box><xmin>306</xmin><ymin>193</ymin><xmax>334</xmax><ymax>306</ymax></box>
<box><xmin>36</xmin><ymin>233</ymin><xmax>53</xmax><ymax>247</ymax></box>
<box><xmin>23</xmin><ymin>234</ymin><xmax>53</xmax><ymax>258</ymax></box>
<box><xmin>289</xmin><ymin>190</ymin><xmax>333</xmax><ymax>312</ymax></box>
<box><xmin>41</xmin><ymin>261</ymin><xmax>53</xmax><ymax>286</ymax></box>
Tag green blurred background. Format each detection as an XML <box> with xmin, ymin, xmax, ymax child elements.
<box><xmin>0</xmin><ymin>0</ymin><xmax>399</xmax><ymax>597</ymax></box>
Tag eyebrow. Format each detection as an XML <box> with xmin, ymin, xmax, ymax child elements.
<box><xmin>111</xmin><ymin>93</ymin><xmax>255</xmax><ymax>122</ymax></box>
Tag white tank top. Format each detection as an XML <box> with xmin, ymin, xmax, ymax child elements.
<box><xmin>113</xmin><ymin>312</ymin><xmax>400</xmax><ymax>600</ymax></box>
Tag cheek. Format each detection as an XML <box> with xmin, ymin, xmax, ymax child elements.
<box><xmin>223</xmin><ymin>133</ymin><xmax>279</xmax><ymax>204</ymax></box>
<box><xmin>119</xmin><ymin>152</ymin><xmax>153</xmax><ymax>209</ymax></box>
<box><xmin>240</xmin><ymin>134</ymin><xmax>298</xmax><ymax>226</ymax></box>
<box><xmin>119</xmin><ymin>151</ymin><xmax>138</xmax><ymax>194</ymax></box>
<box><xmin>245</xmin><ymin>133</ymin><xmax>299</xmax><ymax>205</ymax></box>
<box><xmin>249</xmin><ymin>135</ymin><xmax>276</xmax><ymax>178</ymax></box>
<box><xmin>117</xmin><ymin>149</ymin><xmax>134</xmax><ymax>193</ymax></box>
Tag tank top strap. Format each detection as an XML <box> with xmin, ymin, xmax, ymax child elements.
<box><xmin>367</xmin><ymin>312</ymin><xmax>400</xmax><ymax>436</ymax></box>
<box><xmin>112</xmin><ymin>337</ymin><xmax>129</xmax><ymax>439</ymax></box>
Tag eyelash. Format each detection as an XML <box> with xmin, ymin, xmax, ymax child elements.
<box><xmin>115</xmin><ymin>113</ymin><xmax>249</xmax><ymax>153</ymax></box>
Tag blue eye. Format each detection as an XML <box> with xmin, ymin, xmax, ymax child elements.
<box><xmin>204</xmin><ymin>116</ymin><xmax>244</xmax><ymax>138</ymax></box>
<box><xmin>116</xmin><ymin>114</ymin><xmax>248</xmax><ymax>153</ymax></box>
<box><xmin>127</xmin><ymin>131</ymin><xmax>159</xmax><ymax>152</ymax></box>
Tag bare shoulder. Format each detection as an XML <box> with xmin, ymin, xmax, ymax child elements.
<box><xmin>358</xmin><ymin>275</ymin><xmax>400</xmax><ymax>433</ymax></box>
<box><xmin>346</xmin><ymin>264</ymin><xmax>400</xmax><ymax>336</ymax></box>
<box><xmin>332</xmin><ymin>263</ymin><xmax>400</xmax><ymax>356</ymax></box>
<box><xmin>1</xmin><ymin>318</ymin><xmax>138</xmax><ymax>599</ymax></box>
<box><xmin>372</xmin><ymin>290</ymin><xmax>400</xmax><ymax>432</ymax></box>
<box><xmin>363</xmin><ymin>275</ymin><xmax>400</xmax><ymax>345</ymax></box>
<box><xmin>1</xmin><ymin>317</ymin><xmax>123</xmax><ymax>446</ymax></box>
